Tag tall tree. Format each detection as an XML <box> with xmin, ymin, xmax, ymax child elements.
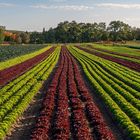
<box><xmin>55</xmin><ymin>21</ymin><xmax>69</xmax><ymax>43</ymax></box>
<box><xmin>0</xmin><ymin>27</ymin><xmax>5</xmax><ymax>44</ymax></box>
<box><xmin>15</xmin><ymin>33</ymin><xmax>22</xmax><ymax>44</ymax></box>
<box><xmin>107</xmin><ymin>21</ymin><xmax>133</xmax><ymax>41</ymax></box>
<box><xmin>97</xmin><ymin>22</ymin><xmax>108</xmax><ymax>41</ymax></box>
<box><xmin>30</xmin><ymin>32</ymin><xmax>44</xmax><ymax>44</ymax></box>
<box><xmin>67</xmin><ymin>21</ymin><xmax>82</xmax><ymax>43</ymax></box>
<box><xmin>134</xmin><ymin>28</ymin><xmax>140</xmax><ymax>40</ymax></box>
<box><xmin>20</xmin><ymin>32</ymin><xmax>30</xmax><ymax>44</ymax></box>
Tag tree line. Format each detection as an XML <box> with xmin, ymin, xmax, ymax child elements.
<box><xmin>30</xmin><ymin>20</ymin><xmax>140</xmax><ymax>43</ymax></box>
<box><xmin>1</xmin><ymin>20</ymin><xmax>140</xmax><ymax>44</ymax></box>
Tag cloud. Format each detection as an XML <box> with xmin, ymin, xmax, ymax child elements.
<box><xmin>124</xmin><ymin>17</ymin><xmax>140</xmax><ymax>21</ymax></box>
<box><xmin>31</xmin><ymin>4</ymin><xmax>94</xmax><ymax>11</ymax></box>
<box><xmin>0</xmin><ymin>3</ymin><xmax>16</xmax><ymax>7</ymax></box>
<box><xmin>97</xmin><ymin>3</ymin><xmax>140</xmax><ymax>9</ymax></box>
<box><xmin>50</xmin><ymin>0</ymin><xmax>67</xmax><ymax>2</ymax></box>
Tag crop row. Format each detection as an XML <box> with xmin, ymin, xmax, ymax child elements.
<box><xmin>0</xmin><ymin>48</ymin><xmax>59</xmax><ymax>112</ymax></box>
<box><xmin>67</xmin><ymin>49</ymin><xmax>115</xmax><ymax>140</ymax></box>
<box><xmin>31</xmin><ymin>48</ymin><xmax>69</xmax><ymax>140</ymax></box>
<box><xmin>69</xmin><ymin>46</ymin><xmax>140</xmax><ymax>139</ymax></box>
<box><xmin>0</xmin><ymin>44</ymin><xmax>47</xmax><ymax>62</ymax></box>
<box><xmin>71</xmin><ymin>48</ymin><xmax>140</xmax><ymax>109</ymax></box>
<box><xmin>0</xmin><ymin>46</ymin><xmax>51</xmax><ymax>70</ymax></box>
<box><xmin>75</xmin><ymin>52</ymin><xmax>140</xmax><ymax>122</ymax></box>
<box><xmin>86</xmin><ymin>44</ymin><xmax>140</xmax><ymax>60</ymax></box>
<box><xmin>52</xmin><ymin>52</ymin><xmax>70</xmax><ymax>139</ymax></box>
<box><xmin>76</xmin><ymin>45</ymin><xmax>140</xmax><ymax>72</ymax></box>
<box><xmin>67</xmin><ymin>50</ymin><xmax>93</xmax><ymax>140</ymax></box>
<box><xmin>0</xmin><ymin>47</ymin><xmax>59</xmax><ymax>95</ymax></box>
<box><xmin>87</xmin><ymin>46</ymin><xmax>140</xmax><ymax>64</ymax></box>
<box><xmin>31</xmin><ymin>46</ymin><xmax>115</xmax><ymax>140</ymax></box>
<box><xmin>72</xmin><ymin>46</ymin><xmax>140</xmax><ymax>91</ymax></box>
<box><xmin>0</xmin><ymin>47</ymin><xmax>60</xmax><ymax>139</ymax></box>
<box><xmin>70</xmin><ymin>47</ymin><xmax>140</xmax><ymax>115</ymax></box>
<box><xmin>0</xmin><ymin>47</ymin><xmax>55</xmax><ymax>86</ymax></box>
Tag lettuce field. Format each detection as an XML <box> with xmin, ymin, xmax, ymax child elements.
<box><xmin>0</xmin><ymin>44</ymin><xmax>140</xmax><ymax>140</ymax></box>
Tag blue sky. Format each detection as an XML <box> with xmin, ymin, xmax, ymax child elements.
<box><xmin>0</xmin><ymin>0</ymin><xmax>140</xmax><ymax>31</ymax></box>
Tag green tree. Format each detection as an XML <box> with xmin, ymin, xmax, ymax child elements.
<box><xmin>20</xmin><ymin>32</ymin><xmax>30</xmax><ymax>44</ymax></box>
<box><xmin>15</xmin><ymin>33</ymin><xmax>22</xmax><ymax>44</ymax></box>
<box><xmin>97</xmin><ymin>22</ymin><xmax>108</xmax><ymax>41</ymax></box>
<box><xmin>55</xmin><ymin>21</ymin><xmax>69</xmax><ymax>43</ymax></box>
<box><xmin>0</xmin><ymin>28</ymin><xmax>5</xmax><ymax>44</ymax></box>
<box><xmin>45</xmin><ymin>28</ymin><xmax>56</xmax><ymax>43</ymax></box>
<box><xmin>67</xmin><ymin>21</ymin><xmax>82</xmax><ymax>43</ymax></box>
<box><xmin>30</xmin><ymin>32</ymin><xmax>44</xmax><ymax>44</ymax></box>
<box><xmin>133</xmin><ymin>28</ymin><xmax>140</xmax><ymax>40</ymax></box>
<box><xmin>107</xmin><ymin>21</ymin><xmax>133</xmax><ymax>41</ymax></box>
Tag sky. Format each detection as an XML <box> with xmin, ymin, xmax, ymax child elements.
<box><xmin>0</xmin><ymin>0</ymin><xmax>140</xmax><ymax>31</ymax></box>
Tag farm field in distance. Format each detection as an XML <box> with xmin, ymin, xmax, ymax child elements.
<box><xmin>0</xmin><ymin>43</ymin><xmax>140</xmax><ymax>140</ymax></box>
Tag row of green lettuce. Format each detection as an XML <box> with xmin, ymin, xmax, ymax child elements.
<box><xmin>68</xmin><ymin>46</ymin><xmax>140</xmax><ymax>140</ymax></box>
<box><xmin>0</xmin><ymin>44</ymin><xmax>48</xmax><ymax>62</ymax></box>
<box><xmin>81</xmin><ymin>43</ymin><xmax>140</xmax><ymax>57</ymax></box>
<box><xmin>79</xmin><ymin>44</ymin><xmax>140</xmax><ymax>64</ymax></box>
<box><xmin>0</xmin><ymin>46</ymin><xmax>60</xmax><ymax>139</ymax></box>
<box><xmin>0</xmin><ymin>46</ymin><xmax>51</xmax><ymax>70</ymax></box>
<box><xmin>74</xmin><ymin>48</ymin><xmax>140</xmax><ymax>96</ymax></box>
